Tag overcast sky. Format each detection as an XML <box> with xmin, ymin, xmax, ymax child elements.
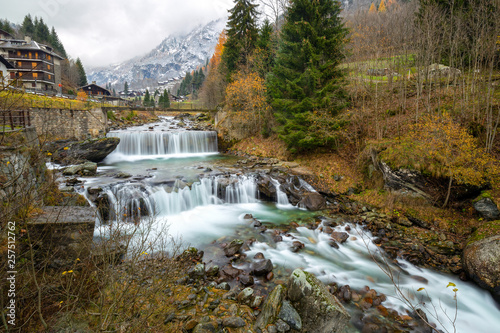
<box><xmin>1</xmin><ymin>0</ymin><xmax>233</xmax><ymax>68</ymax></box>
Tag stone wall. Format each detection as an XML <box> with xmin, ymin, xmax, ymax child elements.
<box><xmin>28</xmin><ymin>206</ymin><xmax>96</xmax><ymax>268</ymax></box>
<box><xmin>31</xmin><ymin>107</ymin><xmax>107</xmax><ymax>140</ymax></box>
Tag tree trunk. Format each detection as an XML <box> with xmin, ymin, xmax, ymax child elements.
<box><xmin>442</xmin><ymin>176</ymin><xmax>453</xmax><ymax>208</ymax></box>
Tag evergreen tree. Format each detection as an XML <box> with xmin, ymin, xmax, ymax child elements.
<box><xmin>254</xmin><ymin>19</ymin><xmax>275</xmax><ymax>77</ymax></box>
<box><xmin>113</xmin><ymin>88</ymin><xmax>116</xmax><ymax>97</ymax></box>
<box><xmin>222</xmin><ymin>0</ymin><xmax>259</xmax><ymax>78</ymax></box>
<box><xmin>162</xmin><ymin>89</ymin><xmax>170</xmax><ymax>108</ymax></box>
<box><xmin>124</xmin><ymin>81</ymin><xmax>129</xmax><ymax>94</ymax></box>
<box><xmin>268</xmin><ymin>0</ymin><xmax>348</xmax><ymax>152</ymax></box>
<box><xmin>143</xmin><ymin>89</ymin><xmax>151</xmax><ymax>107</ymax></box>
<box><xmin>75</xmin><ymin>58</ymin><xmax>88</xmax><ymax>87</ymax></box>
<box><xmin>35</xmin><ymin>17</ymin><xmax>50</xmax><ymax>43</ymax></box>
<box><xmin>0</xmin><ymin>19</ymin><xmax>14</xmax><ymax>34</ymax></box>
<box><xmin>50</xmin><ymin>27</ymin><xmax>67</xmax><ymax>57</ymax></box>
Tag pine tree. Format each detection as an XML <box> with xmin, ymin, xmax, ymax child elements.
<box><xmin>162</xmin><ymin>89</ymin><xmax>170</xmax><ymax>108</ymax></box>
<box><xmin>143</xmin><ymin>89</ymin><xmax>151</xmax><ymax>107</ymax></box>
<box><xmin>35</xmin><ymin>17</ymin><xmax>51</xmax><ymax>43</ymax></box>
<box><xmin>0</xmin><ymin>20</ymin><xmax>13</xmax><ymax>34</ymax></box>
<box><xmin>113</xmin><ymin>88</ymin><xmax>116</xmax><ymax>97</ymax></box>
<box><xmin>75</xmin><ymin>58</ymin><xmax>88</xmax><ymax>87</ymax></box>
<box><xmin>254</xmin><ymin>19</ymin><xmax>275</xmax><ymax>77</ymax></box>
<box><xmin>267</xmin><ymin>0</ymin><xmax>348</xmax><ymax>152</ymax></box>
<box><xmin>50</xmin><ymin>27</ymin><xmax>67</xmax><ymax>58</ymax></box>
<box><xmin>222</xmin><ymin>0</ymin><xmax>259</xmax><ymax>79</ymax></box>
<box><xmin>124</xmin><ymin>82</ymin><xmax>129</xmax><ymax>94</ymax></box>
<box><xmin>21</xmin><ymin>15</ymin><xmax>34</xmax><ymax>36</ymax></box>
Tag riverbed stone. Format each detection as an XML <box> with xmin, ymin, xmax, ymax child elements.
<box><xmin>222</xmin><ymin>316</ymin><xmax>245</xmax><ymax>328</ymax></box>
<box><xmin>278</xmin><ymin>300</ymin><xmax>302</xmax><ymax>330</ymax></box>
<box><xmin>298</xmin><ymin>192</ymin><xmax>326</xmax><ymax>211</ymax></box>
<box><xmin>251</xmin><ymin>259</ymin><xmax>273</xmax><ymax>276</ymax></box>
<box><xmin>288</xmin><ymin>269</ymin><xmax>350</xmax><ymax>332</ymax></box>
<box><xmin>63</xmin><ymin>162</ymin><xmax>97</xmax><ymax>176</ymax></box>
<box><xmin>255</xmin><ymin>284</ymin><xmax>286</xmax><ymax>330</ymax></box>
<box><xmin>224</xmin><ymin>239</ymin><xmax>244</xmax><ymax>256</ymax></box>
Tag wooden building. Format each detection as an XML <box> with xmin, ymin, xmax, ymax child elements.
<box><xmin>79</xmin><ymin>82</ymin><xmax>111</xmax><ymax>97</ymax></box>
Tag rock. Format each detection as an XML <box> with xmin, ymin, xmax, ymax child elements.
<box><xmin>206</xmin><ymin>265</ymin><xmax>219</xmax><ymax>277</ymax></box>
<box><xmin>252</xmin><ymin>259</ymin><xmax>273</xmax><ymax>276</ymax></box>
<box><xmin>288</xmin><ymin>269</ymin><xmax>350</xmax><ymax>333</ymax></box>
<box><xmin>63</xmin><ymin>162</ymin><xmax>97</xmax><ymax>176</ymax></box>
<box><xmin>188</xmin><ymin>263</ymin><xmax>205</xmax><ymax>279</ymax></box>
<box><xmin>291</xmin><ymin>241</ymin><xmax>305</xmax><ymax>253</ymax></box>
<box><xmin>185</xmin><ymin>319</ymin><xmax>199</xmax><ymax>330</ymax></box>
<box><xmin>298</xmin><ymin>192</ymin><xmax>326</xmax><ymax>211</ymax></box>
<box><xmin>255</xmin><ymin>285</ymin><xmax>286</xmax><ymax>330</ymax></box>
<box><xmin>240</xmin><ymin>274</ymin><xmax>254</xmax><ymax>287</ymax></box>
<box><xmin>278</xmin><ymin>300</ymin><xmax>302</xmax><ymax>331</ymax></box>
<box><xmin>463</xmin><ymin>227</ymin><xmax>500</xmax><ymax>300</ymax></box>
<box><xmin>114</xmin><ymin>171</ymin><xmax>132</xmax><ymax>179</ymax></box>
<box><xmin>254</xmin><ymin>252</ymin><xmax>265</xmax><ymax>259</ymax></box>
<box><xmin>474</xmin><ymin>198</ymin><xmax>500</xmax><ymax>220</ymax></box>
<box><xmin>237</xmin><ymin>287</ymin><xmax>254</xmax><ymax>304</ymax></box>
<box><xmin>216</xmin><ymin>282</ymin><xmax>230</xmax><ymax>291</ymax></box>
<box><xmin>224</xmin><ymin>239</ymin><xmax>244</xmax><ymax>257</ymax></box>
<box><xmin>221</xmin><ymin>264</ymin><xmax>242</xmax><ymax>280</ymax></box>
<box><xmin>193</xmin><ymin>321</ymin><xmax>218</xmax><ymax>333</ymax></box>
<box><xmin>50</xmin><ymin>137</ymin><xmax>120</xmax><ymax>165</ymax></box>
<box><xmin>275</xmin><ymin>319</ymin><xmax>290</xmax><ymax>332</ymax></box>
<box><xmin>331</xmin><ymin>232</ymin><xmax>349</xmax><ymax>243</ymax></box>
<box><xmin>222</xmin><ymin>316</ymin><xmax>245</xmax><ymax>328</ymax></box>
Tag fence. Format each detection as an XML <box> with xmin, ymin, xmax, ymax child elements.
<box><xmin>1</xmin><ymin>110</ymin><xmax>31</xmax><ymax>131</ymax></box>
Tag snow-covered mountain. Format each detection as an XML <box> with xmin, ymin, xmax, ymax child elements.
<box><xmin>88</xmin><ymin>18</ymin><xmax>226</xmax><ymax>90</ymax></box>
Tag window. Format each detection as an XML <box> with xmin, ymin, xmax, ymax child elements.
<box><xmin>29</xmin><ymin>52</ymin><xmax>32</xmax><ymax>59</ymax></box>
<box><xmin>17</xmin><ymin>61</ymin><xmax>22</xmax><ymax>67</ymax></box>
<box><xmin>35</xmin><ymin>52</ymin><xmax>38</xmax><ymax>59</ymax></box>
<box><xmin>19</xmin><ymin>72</ymin><xmax>22</xmax><ymax>77</ymax></box>
<box><xmin>17</xmin><ymin>51</ymin><xmax>21</xmax><ymax>56</ymax></box>
<box><xmin>47</xmin><ymin>64</ymin><xmax>51</xmax><ymax>70</ymax></box>
<box><xmin>47</xmin><ymin>55</ymin><xmax>51</xmax><ymax>60</ymax></box>
<box><xmin>33</xmin><ymin>73</ymin><xmax>38</xmax><ymax>78</ymax></box>
<box><xmin>32</xmin><ymin>62</ymin><xmax>37</xmax><ymax>69</ymax></box>
<box><xmin>48</xmin><ymin>74</ymin><xmax>51</xmax><ymax>80</ymax></box>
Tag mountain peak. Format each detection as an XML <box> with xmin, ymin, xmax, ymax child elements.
<box><xmin>88</xmin><ymin>17</ymin><xmax>226</xmax><ymax>90</ymax></box>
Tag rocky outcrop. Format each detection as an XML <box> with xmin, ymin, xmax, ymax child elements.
<box><xmin>474</xmin><ymin>198</ymin><xmax>500</xmax><ymax>221</ymax></box>
<box><xmin>288</xmin><ymin>269</ymin><xmax>350</xmax><ymax>332</ymax></box>
<box><xmin>298</xmin><ymin>192</ymin><xmax>326</xmax><ymax>211</ymax></box>
<box><xmin>47</xmin><ymin>137</ymin><xmax>120</xmax><ymax>165</ymax></box>
<box><xmin>63</xmin><ymin>162</ymin><xmax>97</xmax><ymax>176</ymax></box>
<box><xmin>463</xmin><ymin>221</ymin><xmax>500</xmax><ymax>301</ymax></box>
<box><xmin>255</xmin><ymin>284</ymin><xmax>286</xmax><ymax>330</ymax></box>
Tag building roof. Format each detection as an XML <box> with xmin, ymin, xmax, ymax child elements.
<box><xmin>0</xmin><ymin>29</ymin><xmax>14</xmax><ymax>39</ymax></box>
<box><xmin>79</xmin><ymin>83</ymin><xmax>111</xmax><ymax>95</ymax></box>
<box><xmin>0</xmin><ymin>38</ymin><xmax>64</xmax><ymax>60</ymax></box>
<box><xmin>0</xmin><ymin>54</ymin><xmax>14</xmax><ymax>69</ymax></box>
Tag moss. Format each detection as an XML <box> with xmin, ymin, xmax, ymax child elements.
<box><xmin>472</xmin><ymin>190</ymin><xmax>493</xmax><ymax>203</ymax></box>
<box><xmin>467</xmin><ymin>220</ymin><xmax>500</xmax><ymax>245</ymax></box>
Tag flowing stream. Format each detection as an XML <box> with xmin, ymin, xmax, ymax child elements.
<box><xmin>85</xmin><ymin>117</ymin><xmax>499</xmax><ymax>332</ymax></box>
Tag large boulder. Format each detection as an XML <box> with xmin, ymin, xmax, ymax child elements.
<box><xmin>463</xmin><ymin>221</ymin><xmax>500</xmax><ymax>301</ymax></box>
<box><xmin>49</xmin><ymin>137</ymin><xmax>120</xmax><ymax>165</ymax></box>
<box><xmin>474</xmin><ymin>197</ymin><xmax>500</xmax><ymax>221</ymax></box>
<box><xmin>298</xmin><ymin>192</ymin><xmax>326</xmax><ymax>211</ymax></box>
<box><xmin>288</xmin><ymin>269</ymin><xmax>350</xmax><ymax>333</ymax></box>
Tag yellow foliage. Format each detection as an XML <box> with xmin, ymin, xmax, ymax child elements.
<box><xmin>378</xmin><ymin>0</ymin><xmax>387</xmax><ymax>12</ymax></box>
<box><xmin>76</xmin><ymin>91</ymin><xmax>88</xmax><ymax>101</ymax></box>
<box><xmin>380</xmin><ymin>113</ymin><xmax>500</xmax><ymax>187</ymax></box>
<box><xmin>369</xmin><ymin>3</ymin><xmax>377</xmax><ymax>13</ymax></box>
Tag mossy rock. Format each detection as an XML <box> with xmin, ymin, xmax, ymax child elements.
<box><xmin>467</xmin><ymin>220</ymin><xmax>500</xmax><ymax>246</ymax></box>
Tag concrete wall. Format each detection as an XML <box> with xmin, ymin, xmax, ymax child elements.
<box><xmin>31</xmin><ymin>107</ymin><xmax>107</xmax><ymax>140</ymax></box>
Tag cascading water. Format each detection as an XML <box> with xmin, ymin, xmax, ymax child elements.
<box><xmin>86</xmin><ymin>116</ymin><xmax>500</xmax><ymax>332</ymax></box>
<box><xmin>107</xmin><ymin>131</ymin><xmax>218</xmax><ymax>156</ymax></box>
<box><xmin>271</xmin><ymin>178</ymin><xmax>291</xmax><ymax>206</ymax></box>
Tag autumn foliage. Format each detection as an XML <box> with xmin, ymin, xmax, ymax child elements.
<box><xmin>380</xmin><ymin>114</ymin><xmax>500</xmax><ymax>204</ymax></box>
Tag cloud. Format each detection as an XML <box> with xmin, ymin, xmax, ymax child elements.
<box><xmin>2</xmin><ymin>0</ymin><xmax>233</xmax><ymax>67</ymax></box>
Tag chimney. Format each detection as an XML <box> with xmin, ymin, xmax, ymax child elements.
<box><xmin>24</xmin><ymin>36</ymin><xmax>32</xmax><ymax>43</ymax></box>
<box><xmin>92</xmin><ymin>81</ymin><xmax>96</xmax><ymax>84</ymax></box>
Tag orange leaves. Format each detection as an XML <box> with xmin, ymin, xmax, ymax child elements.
<box><xmin>210</xmin><ymin>30</ymin><xmax>227</xmax><ymax>70</ymax></box>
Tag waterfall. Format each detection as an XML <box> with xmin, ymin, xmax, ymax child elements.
<box><xmin>107</xmin><ymin>131</ymin><xmax>218</xmax><ymax>156</ymax></box>
<box><xmin>271</xmin><ymin>178</ymin><xmax>290</xmax><ymax>206</ymax></box>
<box><xmin>100</xmin><ymin>175</ymin><xmax>258</xmax><ymax>221</ymax></box>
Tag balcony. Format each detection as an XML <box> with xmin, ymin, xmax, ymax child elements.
<box><xmin>14</xmin><ymin>63</ymin><xmax>55</xmax><ymax>73</ymax></box>
<box><xmin>6</xmin><ymin>51</ymin><xmax>54</xmax><ymax>64</ymax></box>
<box><xmin>15</xmin><ymin>72</ymin><xmax>55</xmax><ymax>83</ymax></box>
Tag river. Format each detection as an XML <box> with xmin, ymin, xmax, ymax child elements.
<box><xmin>83</xmin><ymin>116</ymin><xmax>499</xmax><ymax>332</ymax></box>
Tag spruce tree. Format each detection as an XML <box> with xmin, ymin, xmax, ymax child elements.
<box><xmin>21</xmin><ymin>15</ymin><xmax>35</xmax><ymax>36</ymax></box>
<box><xmin>50</xmin><ymin>27</ymin><xmax>67</xmax><ymax>58</ymax></box>
<box><xmin>35</xmin><ymin>18</ymin><xmax>50</xmax><ymax>43</ymax></box>
<box><xmin>267</xmin><ymin>0</ymin><xmax>348</xmax><ymax>152</ymax></box>
<box><xmin>124</xmin><ymin>82</ymin><xmax>129</xmax><ymax>94</ymax></box>
<box><xmin>222</xmin><ymin>0</ymin><xmax>259</xmax><ymax>78</ymax></box>
<box><xmin>75</xmin><ymin>58</ymin><xmax>88</xmax><ymax>87</ymax></box>
<box><xmin>143</xmin><ymin>89</ymin><xmax>150</xmax><ymax>107</ymax></box>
